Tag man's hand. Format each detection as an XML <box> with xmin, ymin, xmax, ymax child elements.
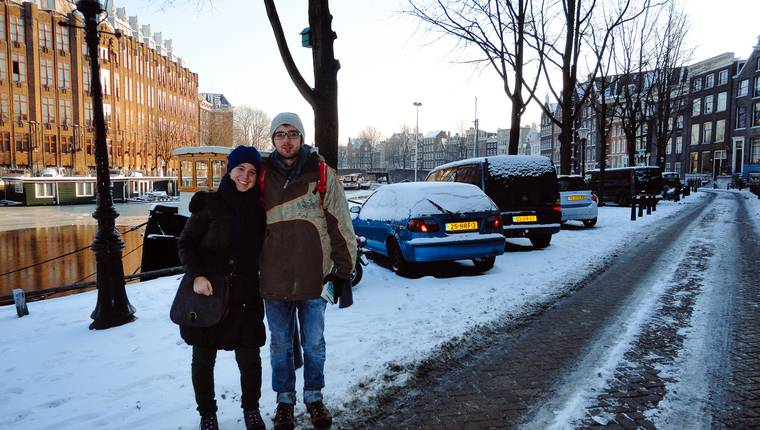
<box><xmin>193</xmin><ymin>276</ymin><xmax>213</xmax><ymax>296</ymax></box>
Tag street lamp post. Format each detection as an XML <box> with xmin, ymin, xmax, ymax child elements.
<box><xmin>577</xmin><ymin>127</ymin><xmax>590</xmax><ymax>177</ymax></box>
<box><xmin>76</xmin><ymin>0</ymin><xmax>135</xmax><ymax>329</ymax></box>
<box><xmin>413</xmin><ymin>101</ymin><xmax>422</xmax><ymax>181</ymax></box>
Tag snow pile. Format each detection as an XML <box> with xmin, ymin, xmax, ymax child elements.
<box><xmin>0</xmin><ymin>193</ymin><xmax>707</xmax><ymax>429</ymax></box>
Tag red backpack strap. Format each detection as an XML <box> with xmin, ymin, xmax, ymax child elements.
<box><xmin>258</xmin><ymin>165</ymin><xmax>268</xmax><ymax>206</ymax></box>
<box><xmin>316</xmin><ymin>160</ymin><xmax>328</xmax><ymax>206</ymax></box>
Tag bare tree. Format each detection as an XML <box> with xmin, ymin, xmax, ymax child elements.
<box><xmin>527</xmin><ymin>0</ymin><xmax>644</xmax><ymax>174</ymax></box>
<box><xmin>264</xmin><ymin>0</ymin><xmax>340</xmax><ymax>168</ymax></box>
<box><xmin>234</xmin><ymin>106</ymin><xmax>272</xmax><ymax>150</ymax></box>
<box><xmin>358</xmin><ymin>126</ymin><xmax>383</xmax><ymax>170</ymax></box>
<box><xmin>406</xmin><ymin>0</ymin><xmax>537</xmax><ymax>155</ymax></box>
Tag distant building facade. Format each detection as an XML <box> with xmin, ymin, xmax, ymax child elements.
<box><xmin>0</xmin><ymin>0</ymin><xmax>200</xmax><ymax>176</ymax></box>
<box><xmin>200</xmin><ymin>92</ymin><xmax>233</xmax><ymax>148</ymax></box>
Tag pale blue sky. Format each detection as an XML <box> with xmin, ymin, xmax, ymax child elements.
<box><xmin>114</xmin><ymin>0</ymin><xmax>760</xmax><ymax>144</ymax></box>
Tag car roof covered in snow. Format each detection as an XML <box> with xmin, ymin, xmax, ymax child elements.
<box><xmin>358</xmin><ymin>182</ymin><xmax>497</xmax><ymax>220</ymax></box>
<box><xmin>430</xmin><ymin>155</ymin><xmax>556</xmax><ymax>180</ymax></box>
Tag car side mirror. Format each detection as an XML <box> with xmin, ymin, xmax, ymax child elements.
<box><xmin>349</xmin><ymin>206</ymin><xmax>360</xmax><ymax>214</ymax></box>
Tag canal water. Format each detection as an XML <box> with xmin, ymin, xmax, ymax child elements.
<box><xmin>0</xmin><ymin>224</ymin><xmax>146</xmax><ymax>298</ymax></box>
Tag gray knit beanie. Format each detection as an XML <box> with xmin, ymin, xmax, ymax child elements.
<box><xmin>270</xmin><ymin>112</ymin><xmax>305</xmax><ymax>142</ymax></box>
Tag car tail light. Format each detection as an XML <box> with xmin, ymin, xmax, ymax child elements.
<box><xmin>591</xmin><ymin>193</ymin><xmax>598</xmax><ymax>203</ymax></box>
<box><xmin>486</xmin><ymin>215</ymin><xmax>502</xmax><ymax>229</ymax></box>
<box><xmin>553</xmin><ymin>193</ymin><xmax>561</xmax><ymax>212</ymax></box>
<box><xmin>407</xmin><ymin>219</ymin><xmax>439</xmax><ymax>232</ymax></box>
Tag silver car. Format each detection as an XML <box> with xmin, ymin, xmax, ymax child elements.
<box><xmin>558</xmin><ymin>175</ymin><xmax>598</xmax><ymax>227</ymax></box>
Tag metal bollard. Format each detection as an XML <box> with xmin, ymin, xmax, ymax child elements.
<box><xmin>638</xmin><ymin>194</ymin><xmax>645</xmax><ymax>217</ymax></box>
<box><xmin>646</xmin><ymin>195</ymin><xmax>652</xmax><ymax>215</ymax></box>
<box><xmin>651</xmin><ymin>194</ymin><xmax>657</xmax><ymax>212</ymax></box>
<box><xmin>631</xmin><ymin>195</ymin><xmax>637</xmax><ymax>221</ymax></box>
<box><xmin>675</xmin><ymin>189</ymin><xmax>680</xmax><ymax>202</ymax></box>
<box><xmin>13</xmin><ymin>288</ymin><xmax>29</xmax><ymax>317</ymax></box>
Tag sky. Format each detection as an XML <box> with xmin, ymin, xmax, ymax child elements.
<box><xmin>6</xmin><ymin>188</ymin><xmax>757</xmax><ymax>429</ymax></box>
<box><xmin>110</xmin><ymin>0</ymin><xmax>760</xmax><ymax>145</ymax></box>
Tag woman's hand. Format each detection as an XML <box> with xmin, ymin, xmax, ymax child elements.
<box><xmin>193</xmin><ymin>276</ymin><xmax>213</xmax><ymax>296</ymax></box>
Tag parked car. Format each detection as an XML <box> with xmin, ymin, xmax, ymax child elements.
<box><xmin>557</xmin><ymin>175</ymin><xmax>598</xmax><ymax>227</ymax></box>
<box><xmin>426</xmin><ymin>155</ymin><xmax>561</xmax><ymax>248</ymax></box>
<box><xmin>586</xmin><ymin>166</ymin><xmax>663</xmax><ymax>206</ymax></box>
<box><xmin>350</xmin><ymin>182</ymin><xmax>505</xmax><ymax>275</ymax></box>
<box><xmin>661</xmin><ymin>171</ymin><xmax>683</xmax><ymax>198</ymax></box>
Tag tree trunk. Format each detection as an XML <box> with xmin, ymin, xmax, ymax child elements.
<box><xmin>309</xmin><ymin>0</ymin><xmax>340</xmax><ymax>168</ymax></box>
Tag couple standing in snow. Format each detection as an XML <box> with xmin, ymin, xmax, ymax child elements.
<box><xmin>177</xmin><ymin>112</ymin><xmax>357</xmax><ymax>430</ymax></box>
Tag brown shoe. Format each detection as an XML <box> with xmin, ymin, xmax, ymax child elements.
<box><xmin>273</xmin><ymin>403</ymin><xmax>295</xmax><ymax>430</ymax></box>
<box><xmin>244</xmin><ymin>408</ymin><xmax>265</xmax><ymax>430</ymax></box>
<box><xmin>306</xmin><ymin>401</ymin><xmax>333</xmax><ymax>429</ymax></box>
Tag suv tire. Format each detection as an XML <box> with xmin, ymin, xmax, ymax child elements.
<box><xmin>529</xmin><ymin>234</ymin><xmax>552</xmax><ymax>248</ymax></box>
<box><xmin>472</xmin><ymin>256</ymin><xmax>496</xmax><ymax>271</ymax></box>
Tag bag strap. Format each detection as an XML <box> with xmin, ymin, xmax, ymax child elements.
<box><xmin>316</xmin><ymin>160</ymin><xmax>328</xmax><ymax>206</ymax></box>
<box><xmin>258</xmin><ymin>164</ymin><xmax>268</xmax><ymax>206</ymax></box>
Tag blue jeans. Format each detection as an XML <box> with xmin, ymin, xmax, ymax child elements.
<box><xmin>264</xmin><ymin>298</ymin><xmax>327</xmax><ymax>404</ymax></box>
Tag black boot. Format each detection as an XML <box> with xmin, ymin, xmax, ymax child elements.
<box><xmin>244</xmin><ymin>408</ymin><xmax>266</xmax><ymax>430</ymax></box>
<box><xmin>306</xmin><ymin>401</ymin><xmax>333</xmax><ymax>429</ymax></box>
<box><xmin>199</xmin><ymin>413</ymin><xmax>219</xmax><ymax>430</ymax></box>
<box><xmin>273</xmin><ymin>403</ymin><xmax>295</xmax><ymax>430</ymax></box>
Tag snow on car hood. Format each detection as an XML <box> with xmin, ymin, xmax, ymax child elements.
<box><xmin>359</xmin><ymin>182</ymin><xmax>497</xmax><ymax>221</ymax></box>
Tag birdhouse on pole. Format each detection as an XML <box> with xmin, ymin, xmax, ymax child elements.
<box><xmin>300</xmin><ymin>27</ymin><xmax>312</xmax><ymax>48</ymax></box>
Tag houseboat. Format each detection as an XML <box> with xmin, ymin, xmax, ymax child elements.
<box><xmin>0</xmin><ymin>174</ymin><xmax>179</xmax><ymax>206</ymax></box>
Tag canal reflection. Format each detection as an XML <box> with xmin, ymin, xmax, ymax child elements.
<box><xmin>0</xmin><ymin>224</ymin><xmax>145</xmax><ymax>298</ymax></box>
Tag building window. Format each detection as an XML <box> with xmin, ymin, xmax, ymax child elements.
<box><xmin>75</xmin><ymin>182</ymin><xmax>94</xmax><ymax>197</ymax></box>
<box><xmin>692</xmin><ymin>98</ymin><xmax>701</xmax><ymax>117</ymax></box>
<box><xmin>35</xmin><ymin>183</ymin><xmax>54</xmax><ymax>198</ymax></box>
<box><xmin>83</xmin><ymin>65</ymin><xmax>91</xmax><ymax>92</ymax></box>
<box><xmin>44</xmin><ymin>135</ymin><xmax>56</xmax><ymax>153</ymax></box>
<box><xmin>751</xmin><ymin>138</ymin><xmax>760</xmax><ymax>164</ymax></box>
<box><xmin>0</xmin><ymin>15</ymin><xmax>5</xmax><ymax>40</ymax></box>
<box><xmin>40</xmin><ymin>59</ymin><xmax>54</xmax><ymax>87</ymax></box>
<box><xmin>0</xmin><ymin>131</ymin><xmax>9</xmax><ymax>152</ymax></box>
<box><xmin>716</xmin><ymin>92</ymin><xmax>727</xmax><ymax>112</ymax></box>
<box><xmin>59</xmin><ymin>99</ymin><xmax>72</xmax><ymax>125</ymax></box>
<box><xmin>0</xmin><ymin>93</ymin><xmax>8</xmax><ymax>121</ymax></box>
<box><xmin>10</xmin><ymin>16</ymin><xmax>24</xmax><ymax>43</ymax></box>
<box><xmin>39</xmin><ymin>23</ymin><xmax>53</xmax><ymax>49</ymax></box>
<box><xmin>703</xmin><ymin>121</ymin><xmax>712</xmax><ymax>144</ymax></box>
<box><xmin>691</xmin><ymin>124</ymin><xmax>700</xmax><ymax>145</ymax></box>
<box><xmin>754</xmin><ymin>102</ymin><xmax>760</xmax><ymax>127</ymax></box>
<box><xmin>718</xmin><ymin>70</ymin><xmax>728</xmax><ymax>85</ymax></box>
<box><xmin>11</xmin><ymin>53</ymin><xmax>26</xmax><ymax>82</ymax></box>
<box><xmin>690</xmin><ymin>152</ymin><xmax>699</xmax><ymax>173</ymax></box>
<box><xmin>15</xmin><ymin>133</ymin><xmax>28</xmax><ymax>151</ymax></box>
<box><xmin>12</xmin><ymin>94</ymin><xmax>27</xmax><ymax>122</ymax></box>
<box><xmin>56</xmin><ymin>25</ymin><xmax>69</xmax><ymax>53</ymax></box>
<box><xmin>57</xmin><ymin>62</ymin><xmax>70</xmax><ymax>89</ymax></box>
<box><xmin>84</xmin><ymin>103</ymin><xmax>93</xmax><ymax>127</ymax></box>
<box><xmin>701</xmin><ymin>151</ymin><xmax>712</xmax><ymax>174</ymax></box>
<box><xmin>667</xmin><ymin>138</ymin><xmax>672</xmax><ymax>154</ymax></box>
<box><xmin>676</xmin><ymin>115</ymin><xmax>683</xmax><ymax>129</ymax></box>
<box><xmin>676</xmin><ymin>136</ymin><xmax>683</xmax><ymax>154</ymax></box>
<box><xmin>755</xmin><ymin>76</ymin><xmax>760</xmax><ymax>97</ymax></box>
<box><xmin>738</xmin><ymin>79</ymin><xmax>749</xmax><ymax>97</ymax></box>
<box><xmin>704</xmin><ymin>95</ymin><xmax>714</xmax><ymax>114</ymax></box>
<box><xmin>693</xmin><ymin>78</ymin><xmax>702</xmax><ymax>92</ymax></box>
<box><xmin>705</xmin><ymin>74</ymin><xmax>714</xmax><ymax>89</ymax></box>
<box><xmin>0</xmin><ymin>51</ymin><xmax>5</xmax><ymax>81</ymax></box>
<box><xmin>715</xmin><ymin>119</ymin><xmax>725</xmax><ymax>142</ymax></box>
<box><xmin>736</xmin><ymin>106</ymin><xmax>747</xmax><ymax>129</ymax></box>
<box><xmin>42</xmin><ymin>97</ymin><xmax>55</xmax><ymax>124</ymax></box>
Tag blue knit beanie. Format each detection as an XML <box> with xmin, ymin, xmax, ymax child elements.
<box><xmin>227</xmin><ymin>145</ymin><xmax>261</xmax><ymax>173</ymax></box>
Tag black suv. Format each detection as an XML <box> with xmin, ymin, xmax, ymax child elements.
<box><xmin>426</xmin><ymin>155</ymin><xmax>561</xmax><ymax>248</ymax></box>
<box><xmin>586</xmin><ymin>166</ymin><xmax>663</xmax><ymax>206</ymax></box>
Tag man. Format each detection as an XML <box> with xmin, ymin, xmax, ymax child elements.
<box><xmin>259</xmin><ymin>112</ymin><xmax>357</xmax><ymax>430</ymax></box>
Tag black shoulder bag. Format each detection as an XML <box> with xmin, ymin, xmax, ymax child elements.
<box><xmin>170</xmin><ymin>274</ymin><xmax>230</xmax><ymax>327</ymax></box>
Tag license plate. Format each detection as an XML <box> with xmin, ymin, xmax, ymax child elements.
<box><xmin>445</xmin><ymin>221</ymin><xmax>478</xmax><ymax>231</ymax></box>
<box><xmin>568</xmin><ymin>195</ymin><xmax>585</xmax><ymax>201</ymax></box>
<box><xmin>513</xmin><ymin>215</ymin><xmax>537</xmax><ymax>223</ymax></box>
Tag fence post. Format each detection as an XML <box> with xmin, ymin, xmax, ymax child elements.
<box><xmin>631</xmin><ymin>195</ymin><xmax>637</xmax><ymax>221</ymax></box>
<box><xmin>13</xmin><ymin>288</ymin><xmax>29</xmax><ymax>317</ymax></box>
<box><xmin>638</xmin><ymin>194</ymin><xmax>645</xmax><ymax>217</ymax></box>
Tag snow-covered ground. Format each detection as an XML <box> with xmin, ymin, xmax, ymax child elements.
<box><xmin>2</xmin><ymin>190</ymin><xmax>753</xmax><ymax>430</ymax></box>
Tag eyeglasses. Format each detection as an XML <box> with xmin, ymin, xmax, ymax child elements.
<box><xmin>273</xmin><ymin>131</ymin><xmax>301</xmax><ymax>140</ymax></box>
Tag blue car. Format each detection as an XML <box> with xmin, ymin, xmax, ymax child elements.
<box><xmin>350</xmin><ymin>182</ymin><xmax>505</xmax><ymax>275</ymax></box>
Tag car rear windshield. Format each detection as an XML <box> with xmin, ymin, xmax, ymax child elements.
<box><xmin>558</xmin><ymin>177</ymin><xmax>588</xmax><ymax>191</ymax></box>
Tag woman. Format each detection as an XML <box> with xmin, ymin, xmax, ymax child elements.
<box><xmin>177</xmin><ymin>146</ymin><xmax>267</xmax><ymax>430</ymax></box>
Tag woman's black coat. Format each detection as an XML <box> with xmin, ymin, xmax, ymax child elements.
<box><xmin>176</xmin><ymin>175</ymin><xmax>266</xmax><ymax>350</ymax></box>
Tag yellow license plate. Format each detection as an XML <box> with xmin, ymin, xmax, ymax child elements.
<box><xmin>445</xmin><ymin>221</ymin><xmax>479</xmax><ymax>231</ymax></box>
<box><xmin>568</xmin><ymin>195</ymin><xmax>585</xmax><ymax>201</ymax></box>
<box><xmin>513</xmin><ymin>215</ymin><xmax>537</xmax><ymax>223</ymax></box>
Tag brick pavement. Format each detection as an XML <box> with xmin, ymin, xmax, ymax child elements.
<box><xmin>339</xmin><ymin>197</ymin><xmax>714</xmax><ymax>430</ymax></box>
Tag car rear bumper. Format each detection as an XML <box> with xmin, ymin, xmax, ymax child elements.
<box><xmin>502</xmin><ymin>223</ymin><xmax>561</xmax><ymax>237</ymax></box>
<box><xmin>561</xmin><ymin>205</ymin><xmax>598</xmax><ymax>222</ymax></box>
<box><xmin>404</xmin><ymin>233</ymin><xmax>505</xmax><ymax>262</ymax></box>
